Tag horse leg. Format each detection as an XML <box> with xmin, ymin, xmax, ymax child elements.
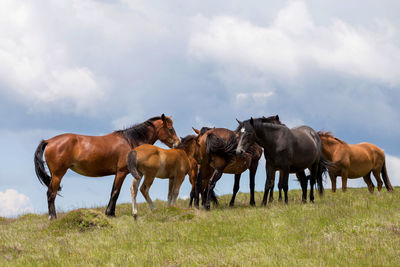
<box><xmin>167</xmin><ymin>178</ymin><xmax>174</xmax><ymax>205</ymax></box>
<box><xmin>229</xmin><ymin>174</ymin><xmax>241</xmax><ymax>207</ymax></box>
<box><xmin>281</xmin><ymin>171</ymin><xmax>289</xmax><ymax>204</ymax></box>
<box><xmin>341</xmin><ymin>171</ymin><xmax>348</xmax><ymax>192</ymax></box>
<box><xmin>329</xmin><ymin>171</ymin><xmax>337</xmax><ymax>193</ymax></box>
<box><xmin>140</xmin><ymin>174</ymin><xmax>156</xmax><ymax>210</ymax></box>
<box><xmin>106</xmin><ymin>171</ymin><xmax>129</xmax><ymax>216</ymax></box>
<box><xmin>309</xmin><ymin>162</ymin><xmax>319</xmax><ymax>203</ymax></box>
<box><xmin>205</xmin><ymin>168</ymin><xmax>223</xmax><ymax>210</ymax></box>
<box><xmin>268</xmin><ymin>170</ymin><xmax>276</xmax><ymax>203</ymax></box>
<box><xmin>47</xmin><ymin>168</ymin><xmax>67</xmax><ymax>220</ymax></box>
<box><xmin>279</xmin><ymin>171</ymin><xmax>285</xmax><ymax>202</ymax></box>
<box><xmin>171</xmin><ymin>175</ymin><xmax>185</xmax><ymax>205</ymax></box>
<box><xmin>363</xmin><ymin>172</ymin><xmax>375</xmax><ymax>193</ymax></box>
<box><xmin>195</xmin><ymin>166</ymin><xmax>207</xmax><ymax>209</ymax></box>
<box><xmin>188</xmin><ymin>163</ymin><xmax>197</xmax><ymax>208</ymax></box>
<box><xmin>297</xmin><ymin>171</ymin><xmax>308</xmax><ymax>203</ymax></box>
<box><xmin>130</xmin><ymin>171</ymin><xmax>143</xmax><ymax>219</ymax></box>
<box><xmin>249</xmin><ymin>159</ymin><xmax>258</xmax><ymax>206</ymax></box>
<box><xmin>372</xmin><ymin>169</ymin><xmax>383</xmax><ymax>192</ymax></box>
<box><xmin>210</xmin><ymin>190</ymin><xmax>219</xmax><ymax>206</ymax></box>
<box><xmin>262</xmin><ymin>165</ymin><xmax>275</xmax><ymax>206</ymax></box>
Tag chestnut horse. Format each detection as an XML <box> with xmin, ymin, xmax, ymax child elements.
<box><xmin>126</xmin><ymin>135</ymin><xmax>199</xmax><ymax>218</ymax></box>
<box><xmin>318</xmin><ymin>132</ymin><xmax>394</xmax><ymax>193</ymax></box>
<box><xmin>34</xmin><ymin>114</ymin><xmax>180</xmax><ymax>219</ymax></box>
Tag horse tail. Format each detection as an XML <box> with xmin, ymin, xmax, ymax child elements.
<box><xmin>127</xmin><ymin>150</ymin><xmax>141</xmax><ymax>180</ymax></box>
<box><xmin>316</xmin><ymin>155</ymin><xmax>331</xmax><ymax>195</ymax></box>
<box><xmin>206</xmin><ymin>132</ymin><xmax>237</xmax><ymax>156</ymax></box>
<box><xmin>34</xmin><ymin>140</ymin><xmax>54</xmax><ymax>189</ymax></box>
<box><xmin>381</xmin><ymin>159</ymin><xmax>394</xmax><ymax>191</ymax></box>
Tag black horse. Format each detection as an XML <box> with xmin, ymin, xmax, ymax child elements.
<box><xmin>236</xmin><ymin>116</ymin><xmax>328</xmax><ymax>204</ymax></box>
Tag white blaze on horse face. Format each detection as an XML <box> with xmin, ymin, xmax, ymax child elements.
<box><xmin>240</xmin><ymin>127</ymin><xmax>245</xmax><ymax>133</ymax></box>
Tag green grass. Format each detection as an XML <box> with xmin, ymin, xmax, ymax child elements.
<box><xmin>1</xmin><ymin>188</ymin><xmax>399</xmax><ymax>266</ymax></box>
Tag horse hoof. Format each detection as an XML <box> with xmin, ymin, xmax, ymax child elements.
<box><xmin>133</xmin><ymin>214</ymin><xmax>138</xmax><ymax>220</ymax></box>
<box><xmin>229</xmin><ymin>202</ymin><xmax>234</xmax><ymax>207</ymax></box>
<box><xmin>250</xmin><ymin>201</ymin><xmax>255</xmax><ymax>206</ymax></box>
<box><xmin>48</xmin><ymin>215</ymin><xmax>56</xmax><ymax>220</ymax></box>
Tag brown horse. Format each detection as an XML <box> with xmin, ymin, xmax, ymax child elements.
<box><xmin>318</xmin><ymin>132</ymin><xmax>394</xmax><ymax>193</ymax></box>
<box><xmin>193</xmin><ymin>118</ymin><xmax>277</xmax><ymax>209</ymax></box>
<box><xmin>126</xmin><ymin>135</ymin><xmax>200</xmax><ymax>218</ymax></box>
<box><xmin>34</xmin><ymin>114</ymin><xmax>180</xmax><ymax>219</ymax></box>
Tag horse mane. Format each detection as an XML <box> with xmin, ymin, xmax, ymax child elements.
<box><xmin>317</xmin><ymin>131</ymin><xmax>347</xmax><ymax>144</ymax></box>
<box><xmin>175</xmin><ymin>134</ymin><xmax>197</xmax><ymax>149</ymax></box>
<box><xmin>115</xmin><ymin>116</ymin><xmax>163</xmax><ymax>147</ymax></box>
<box><xmin>236</xmin><ymin>115</ymin><xmax>285</xmax><ymax>132</ymax></box>
<box><xmin>252</xmin><ymin>116</ymin><xmax>285</xmax><ymax>131</ymax></box>
<box><xmin>206</xmin><ymin>131</ymin><xmax>237</xmax><ymax>157</ymax></box>
<box><xmin>200</xmin><ymin>127</ymin><xmax>212</xmax><ymax>135</ymax></box>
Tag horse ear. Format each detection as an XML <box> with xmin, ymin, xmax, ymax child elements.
<box><xmin>275</xmin><ymin>115</ymin><xmax>280</xmax><ymax>121</ymax></box>
<box><xmin>192</xmin><ymin>127</ymin><xmax>200</xmax><ymax>135</ymax></box>
<box><xmin>236</xmin><ymin>118</ymin><xmax>242</xmax><ymax>125</ymax></box>
<box><xmin>250</xmin><ymin>117</ymin><xmax>254</xmax><ymax>126</ymax></box>
<box><xmin>161</xmin><ymin>114</ymin><xmax>166</xmax><ymax>122</ymax></box>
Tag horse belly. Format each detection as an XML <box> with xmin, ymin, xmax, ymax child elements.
<box><xmin>223</xmin><ymin>157</ymin><xmax>250</xmax><ymax>174</ymax></box>
<box><xmin>346</xmin><ymin>151</ymin><xmax>374</xmax><ymax>178</ymax></box>
<box><xmin>154</xmin><ymin>153</ymin><xmax>172</xmax><ymax>179</ymax></box>
<box><xmin>70</xmin><ymin>161</ymin><xmax>116</xmax><ymax>177</ymax></box>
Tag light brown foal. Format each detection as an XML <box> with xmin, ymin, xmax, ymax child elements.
<box><xmin>127</xmin><ymin>135</ymin><xmax>199</xmax><ymax>218</ymax></box>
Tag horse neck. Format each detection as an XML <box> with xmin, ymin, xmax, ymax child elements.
<box><xmin>181</xmin><ymin>143</ymin><xmax>197</xmax><ymax>161</ymax></box>
<box><xmin>321</xmin><ymin>138</ymin><xmax>343</xmax><ymax>159</ymax></box>
<box><xmin>145</xmin><ymin>120</ymin><xmax>159</xmax><ymax>145</ymax></box>
<box><xmin>254</xmin><ymin>124</ymin><xmax>285</xmax><ymax>152</ymax></box>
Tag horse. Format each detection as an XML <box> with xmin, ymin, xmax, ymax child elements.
<box><xmin>126</xmin><ymin>134</ymin><xmax>200</xmax><ymax>218</ymax></box>
<box><xmin>236</xmin><ymin>116</ymin><xmax>328</xmax><ymax>205</ymax></box>
<box><xmin>193</xmin><ymin>118</ymin><xmax>282</xmax><ymax>210</ymax></box>
<box><xmin>318</xmin><ymin>132</ymin><xmax>394</xmax><ymax>193</ymax></box>
<box><xmin>34</xmin><ymin>114</ymin><xmax>180</xmax><ymax>219</ymax></box>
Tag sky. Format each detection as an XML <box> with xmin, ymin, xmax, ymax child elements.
<box><xmin>1</xmin><ymin>0</ymin><xmax>400</xmax><ymax>217</ymax></box>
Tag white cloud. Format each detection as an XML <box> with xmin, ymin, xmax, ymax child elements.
<box><xmin>235</xmin><ymin>92</ymin><xmax>274</xmax><ymax>107</ymax></box>
<box><xmin>0</xmin><ymin>0</ymin><xmax>107</xmax><ymax>114</ymax></box>
<box><xmin>189</xmin><ymin>1</ymin><xmax>400</xmax><ymax>86</ymax></box>
<box><xmin>0</xmin><ymin>189</ymin><xmax>34</xmax><ymax>218</ymax></box>
<box><xmin>386</xmin><ymin>154</ymin><xmax>400</xmax><ymax>186</ymax></box>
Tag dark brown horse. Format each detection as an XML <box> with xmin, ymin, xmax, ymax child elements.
<box><xmin>34</xmin><ymin>114</ymin><xmax>180</xmax><ymax>219</ymax></box>
<box><xmin>193</xmin><ymin>117</ymin><xmax>283</xmax><ymax>210</ymax></box>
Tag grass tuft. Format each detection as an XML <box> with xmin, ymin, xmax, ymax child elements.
<box><xmin>49</xmin><ymin>209</ymin><xmax>111</xmax><ymax>232</ymax></box>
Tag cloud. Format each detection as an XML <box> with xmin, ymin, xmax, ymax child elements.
<box><xmin>386</xmin><ymin>154</ymin><xmax>400</xmax><ymax>186</ymax></box>
<box><xmin>0</xmin><ymin>189</ymin><xmax>34</xmax><ymax>217</ymax></box>
<box><xmin>189</xmin><ymin>1</ymin><xmax>400</xmax><ymax>85</ymax></box>
<box><xmin>0</xmin><ymin>0</ymin><xmax>107</xmax><ymax>115</ymax></box>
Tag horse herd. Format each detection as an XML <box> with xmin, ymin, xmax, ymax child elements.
<box><xmin>34</xmin><ymin>114</ymin><xmax>394</xmax><ymax>220</ymax></box>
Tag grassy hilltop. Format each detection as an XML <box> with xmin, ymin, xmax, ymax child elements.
<box><xmin>1</xmin><ymin>188</ymin><xmax>399</xmax><ymax>266</ymax></box>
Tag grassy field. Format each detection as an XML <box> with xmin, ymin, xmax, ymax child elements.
<box><xmin>1</xmin><ymin>188</ymin><xmax>399</xmax><ymax>266</ymax></box>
